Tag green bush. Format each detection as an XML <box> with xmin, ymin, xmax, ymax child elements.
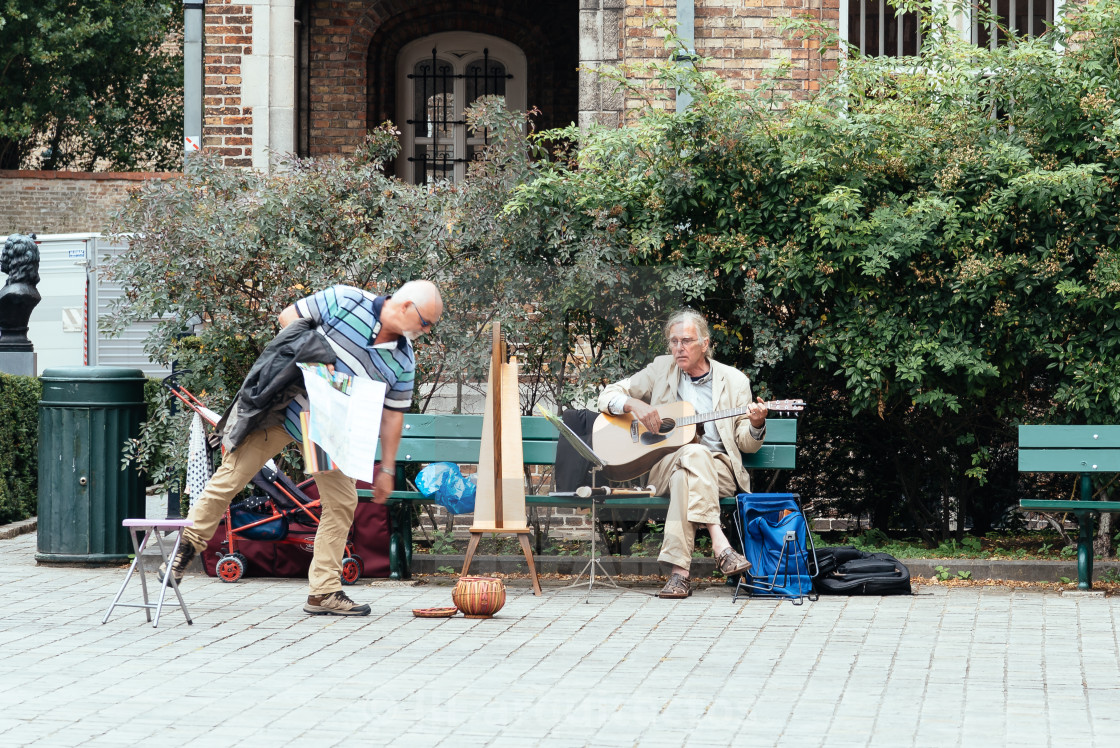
<box><xmin>0</xmin><ymin>373</ymin><xmax>41</xmax><ymax>524</ymax></box>
<box><xmin>509</xmin><ymin>0</ymin><xmax>1120</xmax><ymax>544</ymax></box>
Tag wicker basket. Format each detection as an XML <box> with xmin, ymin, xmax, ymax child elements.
<box><xmin>452</xmin><ymin>576</ymin><xmax>506</xmax><ymax>619</ymax></box>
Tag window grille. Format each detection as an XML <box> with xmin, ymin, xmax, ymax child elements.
<box><xmin>406</xmin><ymin>48</ymin><xmax>512</xmax><ymax>185</ymax></box>
<box><xmin>973</xmin><ymin>0</ymin><xmax>1054</xmax><ymax>49</ymax></box>
<box><xmin>846</xmin><ymin>0</ymin><xmax>922</xmax><ymax>57</ymax></box>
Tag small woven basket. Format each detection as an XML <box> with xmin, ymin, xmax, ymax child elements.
<box><xmin>452</xmin><ymin>576</ymin><xmax>506</xmax><ymax>619</ymax></box>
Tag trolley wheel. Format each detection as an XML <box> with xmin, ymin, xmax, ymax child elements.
<box><xmin>341</xmin><ymin>556</ymin><xmax>361</xmax><ymax>585</ymax></box>
<box><xmin>216</xmin><ymin>554</ymin><xmax>246</xmax><ymax>583</ymax></box>
<box><xmin>351</xmin><ymin>553</ymin><xmax>365</xmax><ymax>577</ymax></box>
<box><xmin>233</xmin><ymin>551</ymin><xmax>248</xmax><ymax>567</ymax></box>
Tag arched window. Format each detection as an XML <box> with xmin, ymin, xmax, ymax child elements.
<box><xmin>397</xmin><ymin>32</ymin><xmax>527</xmax><ymax>184</ymax></box>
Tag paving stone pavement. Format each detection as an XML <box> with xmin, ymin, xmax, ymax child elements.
<box><xmin>2</xmin><ymin>529</ymin><xmax>1119</xmax><ymax>747</ymax></box>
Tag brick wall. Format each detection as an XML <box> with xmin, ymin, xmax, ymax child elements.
<box><xmin>621</xmin><ymin>0</ymin><xmax>839</xmax><ymax>115</ymax></box>
<box><xmin>0</xmin><ymin>171</ymin><xmax>180</xmax><ymax>236</ymax></box>
<box><xmin>204</xmin><ymin>4</ymin><xmax>254</xmax><ymax>167</ymax></box>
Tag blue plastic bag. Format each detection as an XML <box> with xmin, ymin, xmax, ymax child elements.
<box><xmin>415</xmin><ymin>462</ymin><xmax>477</xmax><ymax>514</ymax></box>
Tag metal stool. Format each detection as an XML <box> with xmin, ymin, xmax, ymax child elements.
<box><xmin>103</xmin><ymin>519</ymin><xmax>195</xmax><ymax>628</ymax></box>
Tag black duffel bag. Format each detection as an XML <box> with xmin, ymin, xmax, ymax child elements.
<box><xmin>813</xmin><ymin>546</ymin><xmax>911</xmax><ymax>595</ymax></box>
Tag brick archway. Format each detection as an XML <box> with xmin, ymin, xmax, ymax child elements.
<box><xmin>306</xmin><ymin>0</ymin><xmax>577</xmax><ymax>158</ymax></box>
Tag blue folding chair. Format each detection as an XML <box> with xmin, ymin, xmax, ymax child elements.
<box><xmin>732</xmin><ymin>493</ymin><xmax>818</xmax><ymax>605</ymax></box>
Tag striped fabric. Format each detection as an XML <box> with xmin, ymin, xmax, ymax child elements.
<box><xmin>283</xmin><ymin>285</ymin><xmax>415</xmax><ymax>442</ymax></box>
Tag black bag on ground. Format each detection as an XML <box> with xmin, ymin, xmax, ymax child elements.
<box><xmin>813</xmin><ymin>546</ymin><xmax>911</xmax><ymax>595</ymax></box>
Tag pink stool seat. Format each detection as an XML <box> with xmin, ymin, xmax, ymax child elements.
<box><xmin>103</xmin><ymin>518</ymin><xmax>196</xmax><ymax>628</ymax></box>
<box><xmin>123</xmin><ymin>518</ymin><xmax>195</xmax><ymax>530</ymax></box>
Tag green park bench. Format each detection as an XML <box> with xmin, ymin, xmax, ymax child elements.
<box><xmin>1018</xmin><ymin>425</ymin><xmax>1120</xmax><ymax>590</ymax></box>
<box><xmin>360</xmin><ymin>413</ymin><xmax>798</xmax><ymax>579</ymax></box>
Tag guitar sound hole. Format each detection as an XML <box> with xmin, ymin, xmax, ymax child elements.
<box><xmin>639</xmin><ymin>419</ymin><xmax>676</xmax><ymax>446</ymax></box>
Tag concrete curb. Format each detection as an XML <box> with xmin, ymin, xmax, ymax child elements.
<box><xmin>0</xmin><ymin>517</ymin><xmax>36</xmax><ymax>541</ymax></box>
<box><xmin>412</xmin><ymin>554</ymin><xmax>1120</xmax><ymax>583</ymax></box>
<box><xmin>2</xmin><ymin>521</ymin><xmax>1117</xmax><ymax>584</ymax></box>
<box><xmin>904</xmin><ymin>558</ymin><xmax>1120</xmax><ymax>583</ymax></box>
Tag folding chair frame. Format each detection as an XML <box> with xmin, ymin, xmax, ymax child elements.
<box><xmin>732</xmin><ymin>493</ymin><xmax>819</xmax><ymax>605</ymax></box>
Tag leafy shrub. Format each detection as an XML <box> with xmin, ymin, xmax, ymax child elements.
<box><xmin>0</xmin><ymin>374</ymin><xmax>41</xmax><ymax>523</ymax></box>
<box><xmin>510</xmin><ymin>0</ymin><xmax>1120</xmax><ymax>544</ymax></box>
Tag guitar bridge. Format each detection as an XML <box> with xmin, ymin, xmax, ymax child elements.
<box><xmin>630</xmin><ymin>420</ymin><xmax>640</xmax><ymax>443</ymax></box>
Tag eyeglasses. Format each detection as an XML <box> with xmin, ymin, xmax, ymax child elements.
<box><xmin>411</xmin><ymin>303</ymin><xmax>434</xmax><ymax>329</ymax></box>
<box><xmin>668</xmin><ymin>337</ymin><xmax>699</xmax><ymax>349</ymax></box>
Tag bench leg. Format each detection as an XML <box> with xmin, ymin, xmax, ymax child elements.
<box><xmin>1076</xmin><ymin>510</ymin><xmax>1094</xmax><ymax>591</ymax></box>
<box><xmin>388</xmin><ymin>502</ymin><xmax>408</xmax><ymax>581</ymax></box>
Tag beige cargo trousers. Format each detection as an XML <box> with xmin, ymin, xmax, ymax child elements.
<box><xmin>647</xmin><ymin>443</ymin><xmax>740</xmax><ymax>572</ymax></box>
<box><xmin>182</xmin><ymin>424</ymin><xmax>358</xmax><ymax>596</ymax></box>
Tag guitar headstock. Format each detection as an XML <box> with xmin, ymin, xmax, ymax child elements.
<box><xmin>765</xmin><ymin>399</ymin><xmax>805</xmax><ymax>415</ymax></box>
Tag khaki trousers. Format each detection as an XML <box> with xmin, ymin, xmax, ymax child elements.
<box><xmin>182</xmin><ymin>424</ymin><xmax>359</xmax><ymax>596</ymax></box>
<box><xmin>647</xmin><ymin>443</ymin><xmax>739</xmax><ymax>571</ymax></box>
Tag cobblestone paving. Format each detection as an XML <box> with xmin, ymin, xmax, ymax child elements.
<box><xmin>1</xmin><ymin>530</ymin><xmax>1118</xmax><ymax>747</ymax></box>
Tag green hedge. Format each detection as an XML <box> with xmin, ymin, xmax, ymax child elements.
<box><xmin>0</xmin><ymin>373</ymin><xmax>41</xmax><ymax>524</ymax></box>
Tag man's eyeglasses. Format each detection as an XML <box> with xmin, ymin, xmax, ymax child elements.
<box><xmin>668</xmin><ymin>337</ymin><xmax>699</xmax><ymax>349</ymax></box>
<box><xmin>411</xmin><ymin>303</ymin><xmax>434</xmax><ymax>329</ymax></box>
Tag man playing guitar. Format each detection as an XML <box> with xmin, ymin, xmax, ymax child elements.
<box><xmin>597</xmin><ymin>309</ymin><xmax>768</xmax><ymax>599</ymax></box>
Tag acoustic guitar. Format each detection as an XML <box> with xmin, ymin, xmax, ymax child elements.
<box><xmin>591</xmin><ymin>399</ymin><xmax>805</xmax><ymax>481</ymax></box>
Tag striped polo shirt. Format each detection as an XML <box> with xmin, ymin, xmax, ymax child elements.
<box><xmin>282</xmin><ymin>285</ymin><xmax>415</xmax><ymax>442</ymax></box>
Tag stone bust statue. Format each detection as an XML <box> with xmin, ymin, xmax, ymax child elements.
<box><xmin>0</xmin><ymin>233</ymin><xmax>42</xmax><ymax>351</ymax></box>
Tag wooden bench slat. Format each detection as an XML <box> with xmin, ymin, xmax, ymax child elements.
<box><xmin>1018</xmin><ymin>424</ymin><xmax>1120</xmax><ymax>448</ymax></box>
<box><xmin>382</xmin><ymin>441</ymin><xmax>796</xmax><ymax>470</ymax></box>
<box><xmin>398</xmin><ymin>414</ymin><xmax>559</xmax><ymax>440</ymax></box>
<box><xmin>1019</xmin><ymin>499</ymin><xmax>1120</xmax><ymax>513</ymax></box>
<box><xmin>397</xmin><ymin>414</ymin><xmax>797</xmax><ymax>443</ymax></box>
<box><xmin>380</xmin><ymin>439</ymin><xmax>558</xmax><ymax>464</ymax></box>
<box><xmin>741</xmin><ymin>444</ymin><xmax>796</xmax><ymax>470</ymax></box>
<box><xmin>761</xmin><ymin>418</ymin><xmax>797</xmax><ymax>443</ymax></box>
<box><xmin>1017</xmin><ymin>450</ymin><xmax>1120</xmax><ymax>473</ymax></box>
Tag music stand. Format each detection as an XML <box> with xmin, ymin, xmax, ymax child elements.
<box><xmin>538</xmin><ymin>407</ymin><xmax>653</xmax><ymax>599</ymax></box>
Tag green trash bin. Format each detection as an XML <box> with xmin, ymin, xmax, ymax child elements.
<box><xmin>36</xmin><ymin>367</ymin><xmax>147</xmax><ymax>564</ymax></box>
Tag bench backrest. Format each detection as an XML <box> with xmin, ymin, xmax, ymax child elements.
<box><xmin>1018</xmin><ymin>425</ymin><xmax>1120</xmax><ymax>474</ymax></box>
<box><xmin>380</xmin><ymin>414</ymin><xmax>797</xmax><ymax>470</ymax></box>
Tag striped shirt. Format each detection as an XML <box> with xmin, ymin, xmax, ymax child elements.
<box><xmin>282</xmin><ymin>285</ymin><xmax>415</xmax><ymax>442</ymax></box>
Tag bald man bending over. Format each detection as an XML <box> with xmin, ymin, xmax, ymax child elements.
<box><xmin>161</xmin><ymin>281</ymin><xmax>443</xmax><ymax>616</ymax></box>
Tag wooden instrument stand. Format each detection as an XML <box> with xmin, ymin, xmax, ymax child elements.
<box><xmin>462</xmin><ymin>323</ymin><xmax>542</xmax><ymax>595</ymax></box>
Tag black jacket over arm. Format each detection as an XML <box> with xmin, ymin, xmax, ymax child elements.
<box><xmin>216</xmin><ymin>317</ymin><xmax>337</xmax><ymax>452</ymax></box>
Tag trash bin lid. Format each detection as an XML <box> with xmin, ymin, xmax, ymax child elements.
<box><xmin>40</xmin><ymin>366</ymin><xmax>147</xmax><ymax>380</ymax></box>
<box><xmin>40</xmin><ymin>366</ymin><xmax>147</xmax><ymax>406</ymax></box>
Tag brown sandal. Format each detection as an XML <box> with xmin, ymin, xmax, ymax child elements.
<box><xmin>715</xmin><ymin>548</ymin><xmax>752</xmax><ymax>576</ymax></box>
<box><xmin>658</xmin><ymin>572</ymin><xmax>692</xmax><ymax>599</ymax></box>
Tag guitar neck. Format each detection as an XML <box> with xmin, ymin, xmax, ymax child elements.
<box><xmin>677</xmin><ymin>403</ymin><xmax>762</xmax><ymax>427</ymax></box>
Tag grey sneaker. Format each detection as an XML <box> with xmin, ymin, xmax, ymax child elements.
<box><xmin>158</xmin><ymin>542</ymin><xmax>197</xmax><ymax>585</ymax></box>
<box><xmin>303</xmin><ymin>590</ymin><xmax>371</xmax><ymax>616</ymax></box>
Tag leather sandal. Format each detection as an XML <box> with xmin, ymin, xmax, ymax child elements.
<box><xmin>658</xmin><ymin>572</ymin><xmax>692</xmax><ymax>599</ymax></box>
<box><xmin>715</xmin><ymin>547</ymin><xmax>752</xmax><ymax>576</ymax></box>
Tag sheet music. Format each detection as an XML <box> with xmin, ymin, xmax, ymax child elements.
<box><xmin>298</xmin><ymin>363</ymin><xmax>387</xmax><ymax>481</ymax></box>
<box><xmin>536</xmin><ymin>404</ymin><xmax>608</xmax><ymax>468</ymax></box>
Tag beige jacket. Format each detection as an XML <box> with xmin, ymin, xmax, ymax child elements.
<box><xmin>597</xmin><ymin>354</ymin><xmax>764</xmax><ymax>491</ymax></box>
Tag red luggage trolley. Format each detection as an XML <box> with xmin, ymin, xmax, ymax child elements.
<box><xmin>166</xmin><ymin>376</ymin><xmax>366</xmax><ymax>584</ymax></box>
